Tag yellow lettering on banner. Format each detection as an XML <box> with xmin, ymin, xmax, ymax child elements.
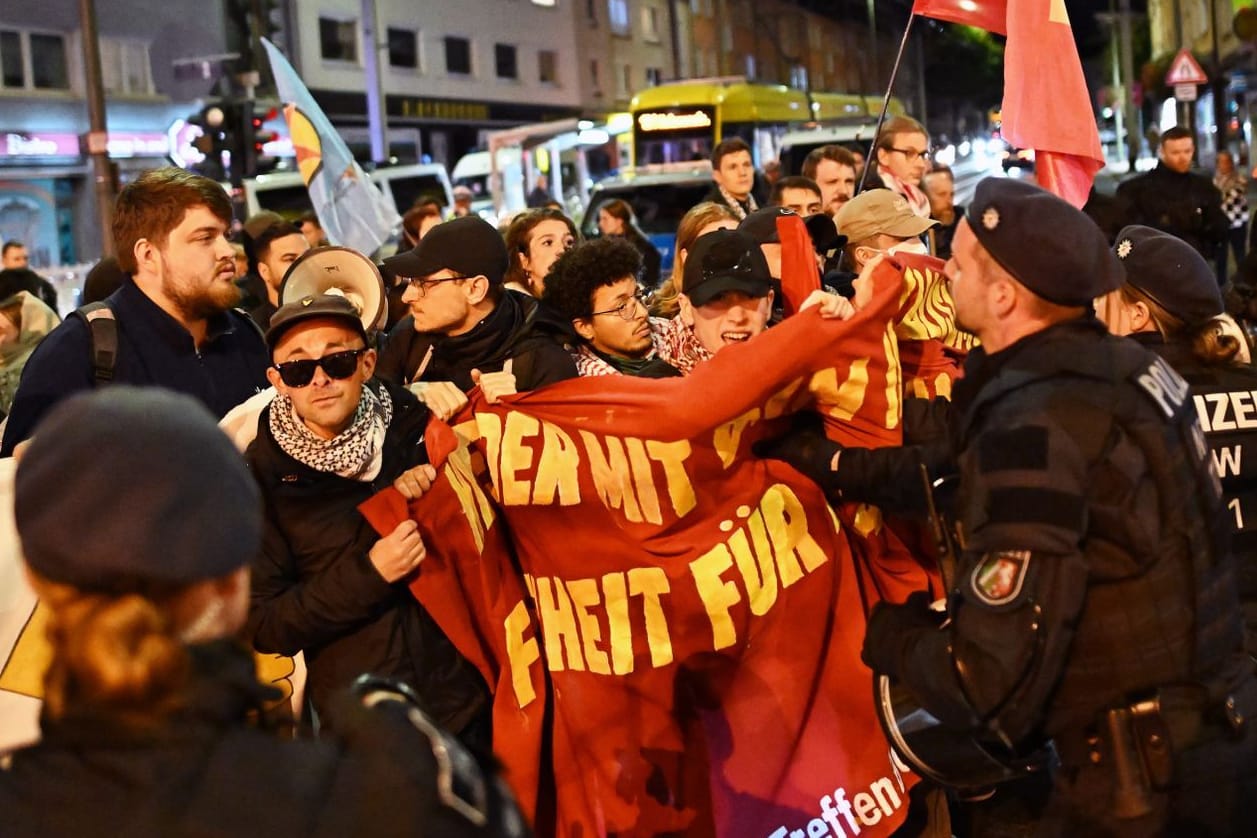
<box><xmin>523</xmin><ymin>572</ymin><xmax>538</xmax><ymax>603</ymax></box>
<box><xmin>882</xmin><ymin>326</ymin><xmax>902</xmax><ymax>430</ymax></box>
<box><xmin>713</xmin><ymin>408</ymin><xmax>760</xmax><ymax>468</ymax></box>
<box><xmin>646</xmin><ymin>439</ymin><xmax>696</xmax><ymax>517</ymax></box>
<box><xmin>504</xmin><ymin>600</ymin><xmax>541</xmax><ymax>707</ymax></box>
<box><xmin>443</xmin><ymin>444</ymin><xmax>496</xmax><ymax>552</ymax></box>
<box><xmin>764</xmin><ymin>377</ymin><xmax>807</xmax><ymax>419</ymax></box>
<box><xmin>533</xmin><ymin>420</ymin><xmax>582</xmax><ymax>505</ymax></box>
<box><xmin>602</xmin><ymin>571</ymin><xmax>634</xmax><ymax>675</ymax></box>
<box><xmin>691</xmin><ymin>543</ymin><xmax>741</xmax><ymax>650</ymax></box>
<box><xmin>825</xmin><ymin>358</ymin><xmax>870</xmax><ymax>422</ymax></box>
<box><xmin>763</xmin><ymin>484</ymin><xmax>828</xmax><ymax>586</ymax></box>
<box><xmin>568</xmin><ymin>578</ymin><xmax>612</xmax><ymax>675</ymax></box>
<box><xmin>476</xmin><ymin>413</ymin><xmax>504</xmax><ymax>500</ymax></box>
<box><xmin>732</xmin><ymin>507</ymin><xmax>778</xmax><ymax>615</ymax></box>
<box><xmin>625</xmin><ymin>437</ymin><xmax>663</xmax><ymax>524</ymax></box>
<box><xmin>581</xmin><ymin>430</ymin><xmax>644</xmax><ymax>522</ymax></box>
<box><xmin>533</xmin><ymin>576</ymin><xmax>586</xmax><ymax>671</ymax></box>
<box><xmin>500</xmin><ymin>411</ymin><xmax>540</xmax><ymax>506</ymax></box>
<box><xmin>628</xmin><ymin>566</ymin><xmax>674</xmax><ymax>667</ymax></box>
<box><xmin>933</xmin><ymin>371</ymin><xmax>952</xmax><ymax>400</ymax></box>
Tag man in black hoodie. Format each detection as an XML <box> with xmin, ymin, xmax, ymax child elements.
<box><xmin>377</xmin><ymin>215</ymin><xmax>577</xmax><ymax>402</ymax></box>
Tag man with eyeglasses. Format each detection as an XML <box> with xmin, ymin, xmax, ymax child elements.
<box><xmin>870</xmin><ymin>115</ymin><xmax>932</xmax><ymax>219</ymax></box>
<box><xmin>377</xmin><ymin>216</ymin><xmax>577</xmax><ymax>412</ymax></box>
<box><xmin>541</xmin><ymin>237</ymin><xmax>681</xmax><ymax>378</ymax></box>
<box><xmin>245</xmin><ymin>292</ymin><xmax>491</xmax><ymax>744</ymax></box>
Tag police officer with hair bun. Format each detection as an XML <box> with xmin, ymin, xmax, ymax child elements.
<box><xmin>758</xmin><ymin>177</ymin><xmax>1257</xmax><ymax>835</ymax></box>
<box><xmin>1098</xmin><ymin>224</ymin><xmax>1257</xmax><ymax>659</ymax></box>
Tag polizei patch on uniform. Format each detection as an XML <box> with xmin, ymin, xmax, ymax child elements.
<box><xmin>971</xmin><ymin>550</ymin><xmax>1030</xmax><ymax>606</ymax></box>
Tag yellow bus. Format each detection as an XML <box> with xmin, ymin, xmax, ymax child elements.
<box><xmin>629</xmin><ymin>77</ymin><xmax>904</xmax><ymax>167</ymax></box>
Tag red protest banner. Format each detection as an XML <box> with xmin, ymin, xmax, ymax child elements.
<box><xmin>362</xmin><ymin>258</ymin><xmax>938</xmax><ymax>835</ymax></box>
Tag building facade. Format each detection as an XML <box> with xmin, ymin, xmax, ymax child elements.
<box><xmin>1</xmin><ymin>0</ymin><xmax>231</xmax><ymax>268</ymax></box>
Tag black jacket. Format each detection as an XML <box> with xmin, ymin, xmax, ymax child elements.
<box><xmin>377</xmin><ymin>289</ymin><xmax>577</xmax><ymax>391</ymax></box>
<box><xmin>244</xmin><ymin>381</ymin><xmax>489</xmax><ymax>735</ymax></box>
<box><xmin>1116</xmin><ymin>163</ymin><xmax>1229</xmax><ymax>261</ymax></box>
<box><xmin>1132</xmin><ymin>331</ymin><xmax>1257</xmax><ymax>656</ymax></box>
<box><xmin>0</xmin><ymin>641</ymin><xmax>524</xmax><ymax>837</ymax></box>
<box><xmin>1</xmin><ymin>279</ymin><xmax>270</xmax><ymax>455</ymax></box>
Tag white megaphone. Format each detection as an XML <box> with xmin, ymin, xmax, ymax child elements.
<box><xmin>277</xmin><ymin>246</ymin><xmax>387</xmax><ymax>333</ymax></box>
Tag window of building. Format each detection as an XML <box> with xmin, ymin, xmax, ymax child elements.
<box><xmin>0</xmin><ymin>28</ymin><xmax>69</xmax><ymax>91</ymax></box>
<box><xmin>318</xmin><ymin>17</ymin><xmax>357</xmax><ymax>63</ymax></box>
<box><xmin>495</xmin><ymin>44</ymin><xmax>517</xmax><ymax>79</ymax></box>
<box><xmin>790</xmin><ymin>64</ymin><xmax>807</xmax><ymax>91</ymax></box>
<box><xmin>644</xmin><ymin>66</ymin><xmax>662</xmax><ymax>87</ymax></box>
<box><xmin>445</xmin><ymin>36</ymin><xmax>472</xmax><ymax>75</ymax></box>
<box><xmin>721</xmin><ymin>22</ymin><xmax>733</xmax><ymax>51</ymax></box>
<box><xmin>609</xmin><ymin>0</ymin><xmax>630</xmax><ymax>35</ymax></box>
<box><xmin>586</xmin><ymin>0</ymin><xmax>598</xmax><ymax>26</ymax></box>
<box><xmin>618</xmin><ymin>62</ymin><xmax>631</xmax><ymax>97</ymax></box>
<box><xmin>744</xmin><ymin>54</ymin><xmax>756</xmax><ymax>80</ymax></box>
<box><xmin>539</xmin><ymin>50</ymin><xmax>558</xmax><ymax>84</ymax></box>
<box><xmin>100</xmin><ymin>38</ymin><xmax>154</xmax><ymax>95</ymax></box>
<box><xmin>387</xmin><ymin>27</ymin><xmax>418</xmax><ymax>70</ymax></box>
<box><xmin>590</xmin><ymin>58</ymin><xmax>601</xmax><ymax>94</ymax></box>
<box><xmin>642</xmin><ymin>6</ymin><xmax>660</xmax><ymax>42</ymax></box>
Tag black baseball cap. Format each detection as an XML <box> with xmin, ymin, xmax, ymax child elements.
<box><xmin>682</xmin><ymin>229</ymin><xmax>773</xmax><ymax>307</ymax></box>
<box><xmin>382</xmin><ymin>215</ymin><xmax>508</xmax><ymax>284</ymax></box>
<box><xmin>265</xmin><ymin>293</ymin><xmax>370</xmax><ymax>351</ymax></box>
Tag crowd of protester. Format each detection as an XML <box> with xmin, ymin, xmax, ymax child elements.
<box><xmin>1</xmin><ymin>109</ymin><xmax>1256</xmax><ymax>837</ymax></box>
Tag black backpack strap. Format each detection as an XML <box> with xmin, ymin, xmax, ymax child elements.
<box><xmin>72</xmin><ymin>301</ymin><xmax>118</xmax><ymax>385</ymax></box>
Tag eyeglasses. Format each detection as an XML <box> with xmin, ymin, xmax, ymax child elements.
<box><xmin>404</xmin><ymin>274</ymin><xmax>474</xmax><ymax>296</ymax></box>
<box><xmin>590</xmin><ymin>289</ymin><xmax>649</xmax><ymax>321</ymax></box>
<box><xmin>889</xmin><ymin>147</ymin><xmax>928</xmax><ymax>163</ymax></box>
<box><xmin>273</xmin><ymin>348</ymin><xmax>367</xmax><ymax>388</ymax></box>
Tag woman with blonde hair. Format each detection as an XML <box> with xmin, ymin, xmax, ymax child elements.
<box><xmin>650</xmin><ymin>201</ymin><xmax>737</xmax><ymax>318</ymax></box>
<box><xmin>0</xmin><ymin>387</ymin><xmax>524</xmax><ymax>837</ymax></box>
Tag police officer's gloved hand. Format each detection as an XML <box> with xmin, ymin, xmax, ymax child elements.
<box><xmin>861</xmin><ymin>591</ymin><xmax>944</xmax><ymax>678</ymax></box>
<box><xmin>752</xmin><ymin>411</ymin><xmax>843</xmax><ymax>491</ymax></box>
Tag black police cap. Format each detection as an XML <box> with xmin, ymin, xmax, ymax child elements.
<box><xmin>969</xmin><ymin>177</ymin><xmax>1124</xmax><ymax>306</ymax></box>
<box><xmin>15</xmin><ymin>388</ymin><xmax>261</xmax><ymax>592</ymax></box>
<box><xmin>1113</xmin><ymin>225</ymin><xmax>1223</xmax><ymax>327</ymax></box>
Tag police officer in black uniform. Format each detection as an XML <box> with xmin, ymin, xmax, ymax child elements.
<box><xmin>760</xmin><ymin>178</ymin><xmax>1257</xmax><ymax>836</ymax></box>
<box><xmin>0</xmin><ymin>387</ymin><xmax>527</xmax><ymax>838</ymax></box>
<box><xmin>1099</xmin><ymin>224</ymin><xmax>1257</xmax><ymax>659</ymax></box>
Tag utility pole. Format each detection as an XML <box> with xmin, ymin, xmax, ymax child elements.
<box><xmin>1119</xmin><ymin>0</ymin><xmax>1138</xmax><ymax>167</ymax></box>
<box><xmin>1210</xmin><ymin>0</ymin><xmax>1228</xmax><ymax>155</ymax></box>
<box><xmin>361</xmin><ymin>0</ymin><xmax>388</xmax><ymax>165</ymax></box>
<box><xmin>79</xmin><ymin>0</ymin><xmax>114</xmax><ymax>257</ymax></box>
<box><xmin>867</xmin><ymin>0</ymin><xmax>879</xmax><ymax>88</ymax></box>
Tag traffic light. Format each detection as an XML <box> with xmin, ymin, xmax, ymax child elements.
<box><xmin>247</xmin><ymin>106</ymin><xmax>281</xmax><ymax>177</ymax></box>
<box><xmin>186</xmin><ymin>102</ymin><xmax>231</xmax><ymax>180</ymax></box>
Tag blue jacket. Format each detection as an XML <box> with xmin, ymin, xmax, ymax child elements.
<box><xmin>1</xmin><ymin>279</ymin><xmax>269</xmax><ymax>455</ymax></box>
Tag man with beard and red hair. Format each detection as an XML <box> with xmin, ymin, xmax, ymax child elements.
<box><xmin>1</xmin><ymin>167</ymin><xmax>270</xmax><ymax>454</ymax></box>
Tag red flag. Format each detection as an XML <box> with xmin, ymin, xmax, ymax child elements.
<box><xmin>1001</xmin><ymin>0</ymin><xmax>1104</xmax><ymax>207</ymax></box>
<box><xmin>912</xmin><ymin>0</ymin><xmax>1006</xmax><ymax>35</ymax></box>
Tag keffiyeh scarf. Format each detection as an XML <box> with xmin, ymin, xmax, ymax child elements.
<box><xmin>269</xmin><ymin>382</ymin><xmax>393</xmax><ymax>480</ymax></box>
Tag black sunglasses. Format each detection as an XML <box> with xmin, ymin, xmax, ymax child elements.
<box><xmin>273</xmin><ymin>348</ymin><xmax>366</xmax><ymax>388</ymax></box>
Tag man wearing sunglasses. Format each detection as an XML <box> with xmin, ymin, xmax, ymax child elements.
<box><xmin>377</xmin><ymin>216</ymin><xmax>577</xmax><ymax>407</ymax></box>
<box><xmin>541</xmin><ymin>237</ymin><xmax>681</xmax><ymax>378</ymax></box>
<box><xmin>245</xmin><ymin>293</ymin><xmax>490</xmax><ymax>744</ymax></box>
